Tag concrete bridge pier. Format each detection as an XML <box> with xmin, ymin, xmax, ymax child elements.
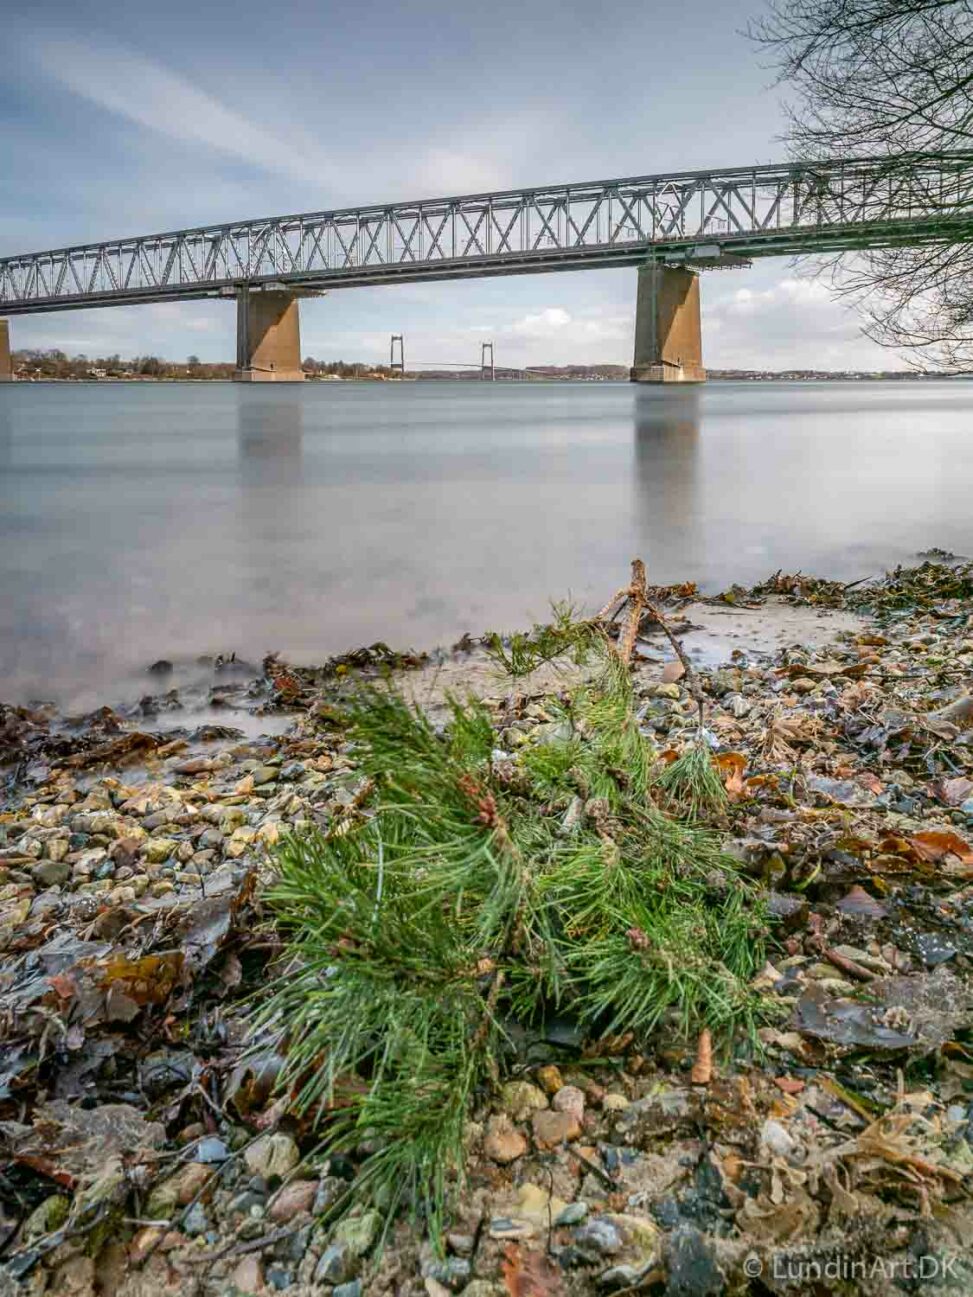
<box><xmin>0</xmin><ymin>320</ymin><xmax>12</xmax><ymax>382</ymax></box>
<box><xmin>630</xmin><ymin>263</ymin><xmax>705</xmax><ymax>384</ymax></box>
<box><xmin>234</xmin><ymin>288</ymin><xmax>305</xmax><ymax>382</ymax></box>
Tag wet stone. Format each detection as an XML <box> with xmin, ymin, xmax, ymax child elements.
<box><xmin>484</xmin><ymin>1113</ymin><xmax>528</xmax><ymax>1164</ymax></box>
<box><xmin>315</xmin><ymin>1242</ymin><xmax>356</xmax><ymax>1285</ymax></box>
<box><xmin>574</xmin><ymin>1218</ymin><xmax>623</xmax><ymax>1258</ymax></box>
<box><xmin>532</xmin><ymin>1108</ymin><xmax>582</xmax><ymax>1149</ymax></box>
<box><xmin>182</xmin><ymin>1202</ymin><xmax>209</xmax><ymax>1236</ymax></box>
<box><xmin>333</xmin><ymin>1208</ymin><xmax>381</xmax><ymax>1256</ymax></box>
<box><xmin>228</xmin><ymin>1190</ymin><xmax>265</xmax><ymax>1217</ymax></box>
<box><xmin>422</xmin><ymin>1257</ymin><xmax>472</xmax><ymax>1291</ymax></box>
<box><xmin>499</xmin><ymin>1079</ymin><xmax>548</xmax><ymax>1121</ymax></box>
<box><xmin>313</xmin><ymin>1175</ymin><xmax>345</xmax><ymax>1214</ymax></box>
<box><xmin>915</xmin><ymin>932</ymin><xmax>958</xmax><ymax>967</ymax></box>
<box><xmin>665</xmin><ymin>1225</ymin><xmax>725</xmax><ymax>1296</ymax></box>
<box><xmin>555</xmin><ymin>1202</ymin><xmax>588</xmax><ymax>1226</ymax></box>
<box><xmin>195</xmin><ymin>1136</ymin><xmax>230</xmax><ymax>1163</ymax></box>
<box><xmin>31</xmin><ymin>859</ymin><xmax>71</xmax><ymax>887</ymax></box>
<box><xmin>268</xmin><ymin>1179</ymin><xmax>317</xmax><ymax>1222</ymax></box>
<box><xmin>552</xmin><ymin>1084</ymin><xmax>585</xmax><ymax>1123</ymax></box>
<box><xmin>244</xmin><ymin>1132</ymin><xmax>300</xmax><ymax>1181</ymax></box>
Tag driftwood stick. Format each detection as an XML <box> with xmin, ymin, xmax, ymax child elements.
<box><xmin>597</xmin><ymin>558</ymin><xmax>707</xmax><ymax>732</ymax></box>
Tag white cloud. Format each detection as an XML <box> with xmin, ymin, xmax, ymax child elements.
<box><xmin>507</xmin><ymin>307</ymin><xmax>572</xmax><ymax>337</ymax></box>
<box><xmin>704</xmin><ymin>267</ymin><xmax>898</xmax><ymax>370</ymax></box>
<box><xmin>32</xmin><ymin>36</ymin><xmax>326</xmax><ymax>184</ymax></box>
<box><xmin>410</xmin><ymin>149</ymin><xmax>511</xmax><ymax>199</ymax></box>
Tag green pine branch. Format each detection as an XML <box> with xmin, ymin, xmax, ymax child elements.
<box><xmin>252</xmin><ymin>632</ymin><xmax>765</xmax><ymax>1233</ymax></box>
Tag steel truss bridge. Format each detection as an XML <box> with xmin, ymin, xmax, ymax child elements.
<box><xmin>1</xmin><ymin>153</ymin><xmax>972</xmax><ymax>316</ymax></box>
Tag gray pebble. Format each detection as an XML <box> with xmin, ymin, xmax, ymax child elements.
<box><xmin>182</xmin><ymin>1203</ymin><xmax>209</xmax><ymax>1236</ymax></box>
<box><xmin>195</xmin><ymin>1137</ymin><xmax>229</xmax><ymax>1163</ymax></box>
<box><xmin>574</xmin><ymin>1218</ymin><xmax>622</xmax><ymax>1257</ymax></box>
<box><xmin>555</xmin><ymin>1202</ymin><xmax>588</xmax><ymax>1226</ymax></box>
<box><xmin>315</xmin><ymin>1243</ymin><xmax>355</xmax><ymax>1285</ymax></box>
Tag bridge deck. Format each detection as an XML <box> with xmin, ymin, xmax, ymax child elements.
<box><xmin>2</xmin><ymin>154</ymin><xmax>971</xmax><ymax>315</ymax></box>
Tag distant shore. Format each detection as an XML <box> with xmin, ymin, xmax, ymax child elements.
<box><xmin>7</xmin><ymin>364</ymin><xmax>971</xmax><ymax>384</ymax></box>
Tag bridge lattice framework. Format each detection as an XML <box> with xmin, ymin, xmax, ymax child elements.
<box><xmin>1</xmin><ymin>153</ymin><xmax>971</xmax><ymax>383</ymax></box>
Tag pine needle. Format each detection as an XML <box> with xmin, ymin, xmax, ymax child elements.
<box><xmin>253</xmin><ymin>622</ymin><xmax>764</xmax><ymax>1235</ymax></box>
<box><xmin>653</xmin><ymin>742</ymin><xmax>728</xmax><ymax>821</ymax></box>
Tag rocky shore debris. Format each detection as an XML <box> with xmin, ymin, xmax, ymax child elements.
<box><xmin>1</xmin><ymin>556</ymin><xmax>973</xmax><ymax>1293</ymax></box>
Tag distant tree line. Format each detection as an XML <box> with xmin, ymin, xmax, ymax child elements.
<box><xmin>11</xmin><ymin>350</ymin><xmax>237</xmax><ymax>380</ymax></box>
<box><xmin>10</xmin><ymin>349</ymin><xmax>401</xmax><ymax>381</ymax></box>
<box><xmin>302</xmin><ymin>357</ymin><xmax>395</xmax><ymax>378</ymax></box>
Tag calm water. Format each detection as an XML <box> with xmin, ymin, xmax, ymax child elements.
<box><xmin>2</xmin><ymin>378</ymin><xmax>972</xmax><ymax>709</ymax></box>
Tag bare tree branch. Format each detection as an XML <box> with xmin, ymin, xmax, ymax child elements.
<box><xmin>752</xmin><ymin>0</ymin><xmax>973</xmax><ymax>367</ymax></box>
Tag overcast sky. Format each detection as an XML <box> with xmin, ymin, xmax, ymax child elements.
<box><xmin>1</xmin><ymin>0</ymin><xmax>903</xmax><ymax>370</ymax></box>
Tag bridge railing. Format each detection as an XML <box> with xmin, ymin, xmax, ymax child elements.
<box><xmin>2</xmin><ymin>154</ymin><xmax>973</xmax><ymax>313</ymax></box>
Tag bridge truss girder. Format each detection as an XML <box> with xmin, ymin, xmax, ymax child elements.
<box><xmin>1</xmin><ymin>154</ymin><xmax>972</xmax><ymax>315</ymax></box>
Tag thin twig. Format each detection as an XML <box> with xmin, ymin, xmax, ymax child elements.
<box><xmin>597</xmin><ymin>558</ymin><xmax>708</xmax><ymax>732</ymax></box>
<box><xmin>190</xmin><ymin>1225</ymin><xmax>300</xmax><ymax>1265</ymax></box>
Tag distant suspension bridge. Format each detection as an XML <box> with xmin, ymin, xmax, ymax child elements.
<box><xmin>385</xmin><ymin>336</ymin><xmax>558</xmax><ymax>380</ymax></box>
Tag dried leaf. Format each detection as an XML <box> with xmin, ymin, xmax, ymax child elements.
<box><xmin>923</xmin><ymin>695</ymin><xmax>973</xmax><ymax>739</ymax></box>
<box><xmin>932</xmin><ymin>777</ymin><xmax>973</xmax><ymax>807</ymax></box>
<box><xmin>762</xmin><ymin>709</ymin><xmax>823</xmax><ymax>761</ymax></box>
<box><xmin>909</xmin><ymin>830</ymin><xmax>973</xmax><ymax>865</ymax></box>
<box><xmin>501</xmin><ymin>1244</ymin><xmax>565</xmax><ymax>1297</ymax></box>
<box><xmin>94</xmin><ymin>953</ymin><xmax>184</xmax><ymax>1006</ymax></box>
<box><xmin>807</xmin><ymin>775</ymin><xmax>877</xmax><ymax>808</ymax></box>
<box><xmin>773</xmin><ymin>1076</ymin><xmax>805</xmax><ymax>1095</ymax></box>
<box><xmin>47</xmin><ymin>972</ymin><xmax>78</xmax><ymax>1001</ymax></box>
<box><xmin>715</xmin><ymin>751</ymin><xmax>746</xmax><ymax>798</ymax></box>
<box><xmin>836</xmin><ymin>886</ymin><xmax>888</xmax><ymax>920</ymax></box>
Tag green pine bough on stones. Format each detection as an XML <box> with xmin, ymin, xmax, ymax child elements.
<box><xmin>252</xmin><ymin>627</ymin><xmax>765</xmax><ymax>1233</ymax></box>
<box><xmin>652</xmin><ymin>742</ymin><xmax>729</xmax><ymax>822</ymax></box>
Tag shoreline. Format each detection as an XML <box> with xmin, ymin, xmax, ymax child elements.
<box><xmin>2</xmin><ymin>593</ymin><xmax>865</xmax><ymax>737</ymax></box>
<box><xmin>2</xmin><ymin>563</ymin><xmax>973</xmax><ymax>1294</ymax></box>
<box><xmin>6</xmin><ymin>371</ymin><xmax>973</xmax><ymax>384</ymax></box>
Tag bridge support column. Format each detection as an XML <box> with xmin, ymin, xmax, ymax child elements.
<box><xmin>234</xmin><ymin>289</ymin><xmax>304</xmax><ymax>382</ymax></box>
<box><xmin>0</xmin><ymin>320</ymin><xmax>11</xmax><ymax>382</ymax></box>
<box><xmin>630</xmin><ymin>264</ymin><xmax>705</xmax><ymax>384</ymax></box>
